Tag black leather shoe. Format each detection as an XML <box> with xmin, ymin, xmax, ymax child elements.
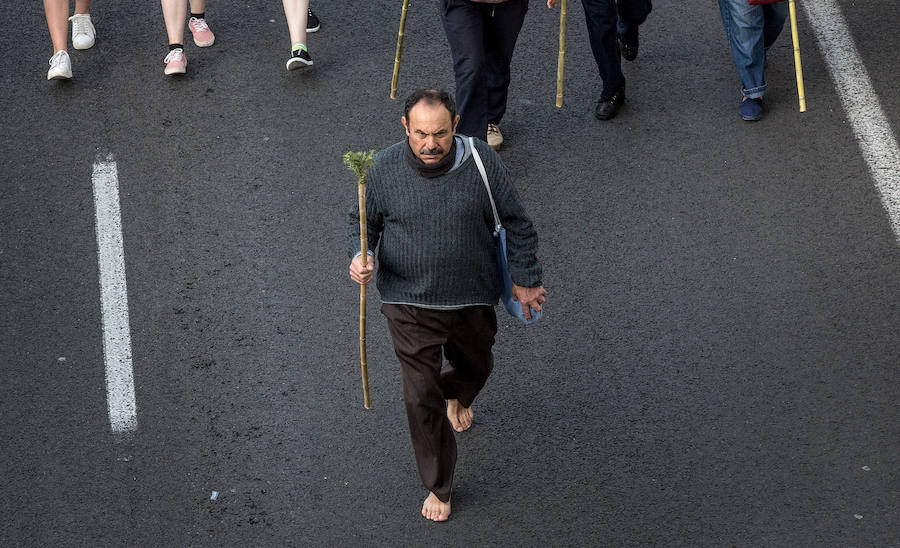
<box><xmin>618</xmin><ymin>30</ymin><xmax>639</xmax><ymax>61</ymax></box>
<box><xmin>595</xmin><ymin>84</ymin><xmax>625</xmax><ymax>120</ymax></box>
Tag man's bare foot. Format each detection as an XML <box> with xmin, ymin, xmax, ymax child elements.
<box><xmin>446</xmin><ymin>399</ymin><xmax>473</xmax><ymax>432</ymax></box>
<box><xmin>422</xmin><ymin>491</ymin><xmax>451</xmax><ymax>522</ymax></box>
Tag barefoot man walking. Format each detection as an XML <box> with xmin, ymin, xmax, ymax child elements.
<box><xmin>348</xmin><ymin>89</ymin><xmax>546</xmax><ymax>522</ymax></box>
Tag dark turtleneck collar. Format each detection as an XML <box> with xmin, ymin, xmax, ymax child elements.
<box><xmin>404</xmin><ymin>137</ymin><xmax>457</xmax><ymax>178</ymax></box>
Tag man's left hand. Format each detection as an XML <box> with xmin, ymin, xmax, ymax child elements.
<box><xmin>512</xmin><ymin>284</ymin><xmax>548</xmax><ymax>321</ymax></box>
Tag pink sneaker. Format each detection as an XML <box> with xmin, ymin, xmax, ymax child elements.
<box><xmin>188</xmin><ymin>17</ymin><xmax>215</xmax><ymax>47</ymax></box>
<box><xmin>164</xmin><ymin>48</ymin><xmax>186</xmax><ymax>75</ymax></box>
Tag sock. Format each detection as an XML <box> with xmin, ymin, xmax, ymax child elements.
<box><xmin>292</xmin><ymin>43</ymin><xmax>307</xmax><ymax>53</ymax></box>
<box><xmin>169</xmin><ymin>43</ymin><xmax>184</xmax><ymax>51</ymax></box>
<box><xmin>191</xmin><ymin>12</ymin><xmax>205</xmax><ymax>20</ymax></box>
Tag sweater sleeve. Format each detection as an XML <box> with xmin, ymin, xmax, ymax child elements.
<box><xmin>347</xmin><ymin>162</ymin><xmax>383</xmax><ymax>259</ymax></box>
<box><xmin>480</xmin><ymin>143</ymin><xmax>543</xmax><ymax>287</ymax></box>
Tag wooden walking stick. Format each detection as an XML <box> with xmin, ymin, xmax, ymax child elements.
<box><xmin>343</xmin><ymin>150</ymin><xmax>376</xmax><ymax>409</ymax></box>
<box><xmin>556</xmin><ymin>0</ymin><xmax>567</xmax><ymax>108</ymax></box>
<box><xmin>390</xmin><ymin>0</ymin><xmax>411</xmax><ymax>99</ymax></box>
<box><xmin>788</xmin><ymin>0</ymin><xmax>806</xmax><ymax>112</ymax></box>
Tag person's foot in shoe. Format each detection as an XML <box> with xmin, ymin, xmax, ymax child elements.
<box><xmin>618</xmin><ymin>26</ymin><xmax>638</xmax><ymax>61</ymax></box>
<box><xmin>487</xmin><ymin>123</ymin><xmax>503</xmax><ymax>151</ymax></box>
<box><xmin>188</xmin><ymin>17</ymin><xmax>215</xmax><ymax>47</ymax></box>
<box><xmin>69</xmin><ymin>13</ymin><xmax>95</xmax><ymax>50</ymax></box>
<box><xmin>595</xmin><ymin>83</ymin><xmax>625</xmax><ymax>120</ymax></box>
<box><xmin>307</xmin><ymin>8</ymin><xmax>320</xmax><ymax>32</ymax></box>
<box><xmin>47</xmin><ymin>50</ymin><xmax>72</xmax><ymax>80</ymax></box>
<box><xmin>164</xmin><ymin>48</ymin><xmax>186</xmax><ymax>75</ymax></box>
<box><xmin>286</xmin><ymin>44</ymin><xmax>313</xmax><ymax>70</ymax></box>
<box><xmin>739</xmin><ymin>96</ymin><xmax>763</xmax><ymax>121</ymax></box>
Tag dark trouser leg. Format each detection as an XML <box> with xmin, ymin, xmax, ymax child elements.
<box><xmin>483</xmin><ymin>0</ymin><xmax>528</xmax><ymax>125</ymax></box>
<box><xmin>441</xmin><ymin>306</ymin><xmax>497</xmax><ymax>408</ymax></box>
<box><xmin>441</xmin><ymin>0</ymin><xmax>489</xmax><ymax>141</ymax></box>
<box><xmin>762</xmin><ymin>2</ymin><xmax>787</xmax><ymax>48</ymax></box>
<box><xmin>382</xmin><ymin>304</ymin><xmax>456</xmax><ymax>503</ymax></box>
<box><xmin>617</xmin><ymin>0</ymin><xmax>652</xmax><ymax>32</ymax></box>
<box><xmin>581</xmin><ymin>0</ymin><xmax>624</xmax><ymax>98</ymax></box>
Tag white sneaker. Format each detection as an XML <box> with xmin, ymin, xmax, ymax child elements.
<box><xmin>69</xmin><ymin>13</ymin><xmax>95</xmax><ymax>50</ymax></box>
<box><xmin>487</xmin><ymin>123</ymin><xmax>503</xmax><ymax>150</ymax></box>
<box><xmin>47</xmin><ymin>50</ymin><xmax>72</xmax><ymax>80</ymax></box>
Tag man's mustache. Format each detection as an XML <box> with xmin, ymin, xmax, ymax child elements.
<box><xmin>419</xmin><ymin>146</ymin><xmax>443</xmax><ymax>155</ymax></box>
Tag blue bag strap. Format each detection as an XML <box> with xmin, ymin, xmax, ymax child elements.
<box><xmin>469</xmin><ymin>137</ymin><xmax>502</xmax><ymax>236</ymax></box>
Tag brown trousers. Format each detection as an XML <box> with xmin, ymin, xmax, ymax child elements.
<box><xmin>381</xmin><ymin>303</ymin><xmax>497</xmax><ymax>503</ymax></box>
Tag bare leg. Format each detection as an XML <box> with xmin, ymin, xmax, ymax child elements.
<box><xmin>446</xmin><ymin>399</ymin><xmax>474</xmax><ymax>432</ymax></box>
<box><xmin>422</xmin><ymin>492</ymin><xmax>451</xmax><ymax>522</ymax></box>
<box><xmin>74</xmin><ymin>0</ymin><xmax>91</xmax><ymax>15</ymax></box>
<box><xmin>43</xmin><ymin>0</ymin><xmax>68</xmax><ymax>52</ymax></box>
<box><xmin>161</xmin><ymin>0</ymin><xmax>188</xmax><ymax>44</ymax></box>
<box><xmin>188</xmin><ymin>0</ymin><xmax>205</xmax><ymax>13</ymax></box>
<box><xmin>282</xmin><ymin>0</ymin><xmax>309</xmax><ymax>46</ymax></box>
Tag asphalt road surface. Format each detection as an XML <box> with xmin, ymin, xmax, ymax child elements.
<box><xmin>2</xmin><ymin>1</ymin><xmax>898</xmax><ymax>546</ymax></box>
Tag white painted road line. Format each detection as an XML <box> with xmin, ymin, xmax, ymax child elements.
<box><xmin>92</xmin><ymin>155</ymin><xmax>137</xmax><ymax>435</ymax></box>
<box><xmin>802</xmin><ymin>0</ymin><xmax>900</xmax><ymax>243</ymax></box>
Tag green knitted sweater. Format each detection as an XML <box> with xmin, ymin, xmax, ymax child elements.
<box><xmin>347</xmin><ymin>136</ymin><xmax>542</xmax><ymax>309</ymax></box>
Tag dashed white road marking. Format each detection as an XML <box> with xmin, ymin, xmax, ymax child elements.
<box><xmin>92</xmin><ymin>155</ymin><xmax>137</xmax><ymax>435</ymax></box>
<box><xmin>802</xmin><ymin>0</ymin><xmax>900</xmax><ymax>243</ymax></box>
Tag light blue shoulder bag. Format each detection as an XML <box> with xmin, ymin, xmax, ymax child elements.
<box><xmin>469</xmin><ymin>137</ymin><xmax>542</xmax><ymax>325</ymax></box>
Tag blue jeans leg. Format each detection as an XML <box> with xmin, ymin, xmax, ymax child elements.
<box><xmin>718</xmin><ymin>0</ymin><xmax>781</xmax><ymax>99</ymax></box>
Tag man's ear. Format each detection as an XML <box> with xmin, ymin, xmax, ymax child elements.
<box><xmin>401</xmin><ymin>116</ymin><xmax>410</xmax><ymax>136</ymax></box>
<box><xmin>453</xmin><ymin>115</ymin><xmax>460</xmax><ymax>133</ymax></box>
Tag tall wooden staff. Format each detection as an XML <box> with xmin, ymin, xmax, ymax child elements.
<box><xmin>390</xmin><ymin>0</ymin><xmax>411</xmax><ymax>99</ymax></box>
<box><xmin>556</xmin><ymin>0</ymin><xmax>567</xmax><ymax>108</ymax></box>
<box><xmin>343</xmin><ymin>150</ymin><xmax>376</xmax><ymax>409</ymax></box>
<box><xmin>788</xmin><ymin>0</ymin><xmax>806</xmax><ymax>112</ymax></box>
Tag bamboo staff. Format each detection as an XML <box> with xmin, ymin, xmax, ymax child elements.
<box><xmin>555</xmin><ymin>0</ymin><xmax>567</xmax><ymax>108</ymax></box>
<box><xmin>343</xmin><ymin>150</ymin><xmax>376</xmax><ymax>409</ymax></box>
<box><xmin>788</xmin><ymin>0</ymin><xmax>806</xmax><ymax>112</ymax></box>
<box><xmin>390</xmin><ymin>0</ymin><xmax>411</xmax><ymax>99</ymax></box>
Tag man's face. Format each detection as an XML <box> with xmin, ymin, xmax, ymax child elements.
<box><xmin>402</xmin><ymin>101</ymin><xmax>460</xmax><ymax>164</ymax></box>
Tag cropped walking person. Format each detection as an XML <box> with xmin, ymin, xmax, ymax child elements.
<box><xmin>548</xmin><ymin>0</ymin><xmax>652</xmax><ymax>120</ymax></box>
<box><xmin>282</xmin><ymin>0</ymin><xmax>313</xmax><ymax>70</ymax></box>
<box><xmin>440</xmin><ymin>0</ymin><xmax>528</xmax><ymax>150</ymax></box>
<box><xmin>44</xmin><ymin>0</ymin><xmax>96</xmax><ymax>80</ymax></box>
<box><xmin>160</xmin><ymin>0</ymin><xmax>216</xmax><ymax>76</ymax></box>
<box><xmin>717</xmin><ymin>0</ymin><xmax>787</xmax><ymax>121</ymax></box>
